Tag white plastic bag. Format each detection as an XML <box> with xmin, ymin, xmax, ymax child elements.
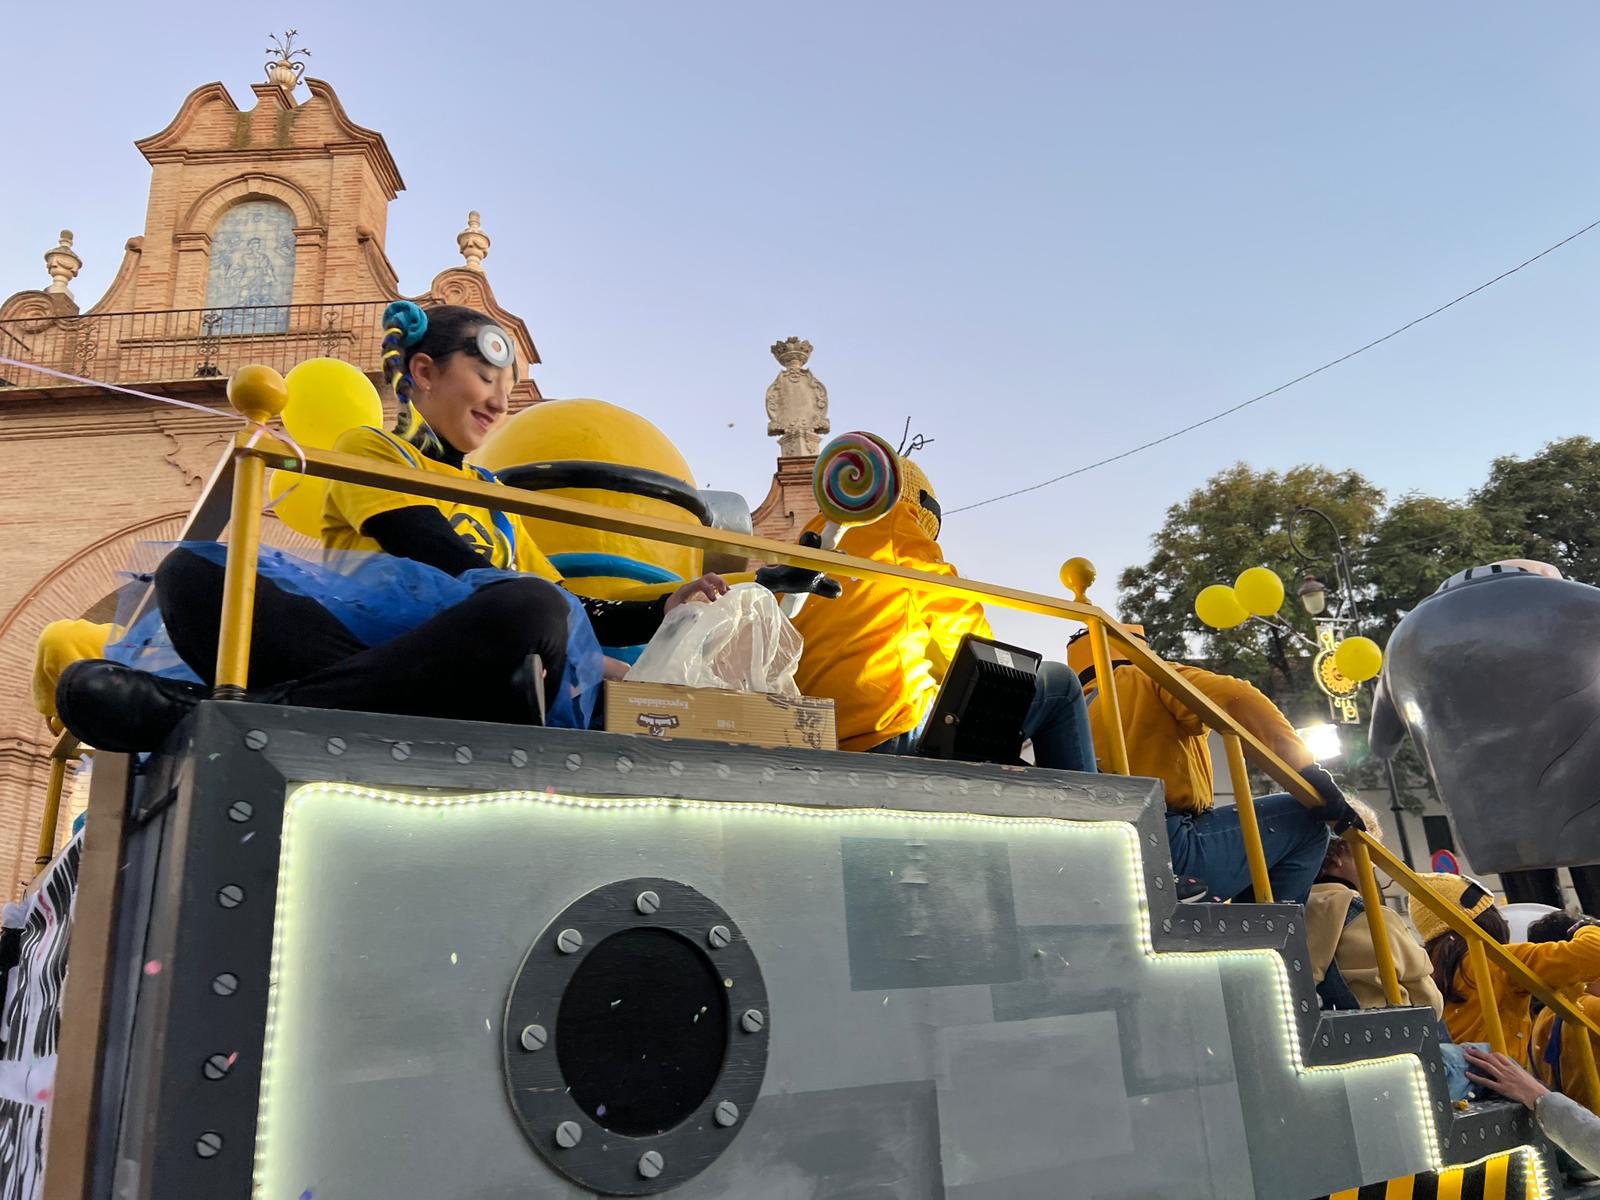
<box><xmin>626</xmin><ymin>583</ymin><xmax>804</xmax><ymax>697</ymax></box>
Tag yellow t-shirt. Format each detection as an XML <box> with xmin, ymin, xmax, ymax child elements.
<box><xmin>323</xmin><ymin>427</ymin><xmax>561</xmax><ymax>582</ymax></box>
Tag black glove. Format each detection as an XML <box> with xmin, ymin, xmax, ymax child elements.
<box><xmin>1299</xmin><ymin>763</ymin><xmax>1367</xmax><ymax>833</ymax></box>
<box><xmin>799</xmin><ymin>530</ymin><xmax>824</xmax><ymax>549</ymax></box>
<box><xmin>754</xmin><ymin>564</ymin><xmax>843</xmax><ymax>599</ymax></box>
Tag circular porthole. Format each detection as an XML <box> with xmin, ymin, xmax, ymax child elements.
<box><xmin>503</xmin><ymin>878</ymin><xmax>768</xmax><ymax>1195</ymax></box>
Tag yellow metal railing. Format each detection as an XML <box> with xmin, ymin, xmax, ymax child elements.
<box><xmin>98</xmin><ymin>367</ymin><xmax>1600</xmax><ymax>1112</ymax></box>
<box><xmin>35</xmin><ymin>729</ymin><xmax>84</xmax><ymax>871</ymax></box>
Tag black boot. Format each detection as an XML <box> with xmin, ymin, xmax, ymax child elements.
<box><xmin>56</xmin><ymin>660</ymin><xmax>209</xmax><ymax>753</ymax></box>
<box><xmin>508</xmin><ymin>652</ymin><xmax>548</xmax><ymax>726</ymax></box>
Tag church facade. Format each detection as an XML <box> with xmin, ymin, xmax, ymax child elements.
<box><xmin>0</xmin><ymin>57</ymin><xmax>824</xmax><ymax>899</ymax></box>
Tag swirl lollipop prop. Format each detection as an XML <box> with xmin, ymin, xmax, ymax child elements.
<box><xmin>812</xmin><ymin>432</ymin><xmax>902</xmax><ymax>549</ymax></box>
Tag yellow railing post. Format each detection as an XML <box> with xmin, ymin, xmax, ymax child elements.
<box><xmin>1222</xmin><ymin>733</ymin><xmax>1273</xmax><ymax>904</ymax></box>
<box><xmin>1467</xmin><ymin>937</ymin><xmax>1507</xmax><ymax>1055</ymax></box>
<box><xmin>212</xmin><ymin>367</ymin><xmax>289</xmax><ymax>699</ymax></box>
<box><xmin>1575</xmin><ymin>1019</ymin><xmax>1600</xmax><ymax>1108</ymax></box>
<box><xmin>1060</xmin><ymin>558</ymin><xmax>1131</xmax><ymax>775</ymax></box>
<box><xmin>1346</xmin><ymin>831</ymin><xmax>1404</xmax><ymax>1007</ymax></box>
<box><xmin>34</xmin><ymin>755</ymin><xmax>69</xmax><ymax>868</ymax></box>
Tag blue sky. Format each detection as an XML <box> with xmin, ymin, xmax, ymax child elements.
<box><xmin>5</xmin><ymin>2</ymin><xmax>1597</xmax><ymax>652</ymax></box>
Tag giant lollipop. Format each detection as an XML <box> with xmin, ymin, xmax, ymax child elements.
<box><xmin>812</xmin><ymin>432</ymin><xmax>901</xmax><ymax>550</ymax></box>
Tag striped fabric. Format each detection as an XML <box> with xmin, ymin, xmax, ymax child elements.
<box><xmin>1313</xmin><ymin>1149</ymin><xmax>1530</xmax><ymax>1200</ymax></box>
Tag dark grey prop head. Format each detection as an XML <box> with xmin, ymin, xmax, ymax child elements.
<box><xmin>1371</xmin><ymin>566</ymin><xmax>1600</xmax><ymax>871</ymax></box>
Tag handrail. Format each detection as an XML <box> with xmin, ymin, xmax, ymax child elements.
<box><xmin>1356</xmin><ymin>828</ymin><xmax>1600</xmax><ymax>1099</ymax></box>
<box><xmin>35</xmin><ymin>728</ymin><xmax>83</xmax><ymax>870</ymax></box>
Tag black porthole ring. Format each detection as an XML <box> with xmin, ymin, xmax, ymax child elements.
<box><xmin>502</xmin><ymin>877</ymin><xmax>769</xmax><ymax>1196</ymax></box>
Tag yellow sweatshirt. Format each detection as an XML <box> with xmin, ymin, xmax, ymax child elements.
<box><xmin>1089</xmin><ymin>663</ymin><xmax>1313</xmax><ymax>815</ymax></box>
<box><xmin>1531</xmin><ymin>992</ymin><xmax>1600</xmax><ymax>1114</ymax></box>
<box><xmin>1442</xmin><ymin>927</ymin><xmax>1600</xmax><ymax>1054</ymax></box>
<box><xmin>1306</xmin><ymin>881</ymin><xmax>1444</xmax><ymax>1016</ymax></box>
<box><xmin>792</xmin><ymin>504</ymin><xmax>990</xmax><ymax>752</ymax></box>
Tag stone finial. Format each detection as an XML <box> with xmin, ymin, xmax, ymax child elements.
<box><xmin>764</xmin><ymin>335</ymin><xmax>830</xmax><ymax>457</ymax></box>
<box><xmin>43</xmin><ymin>230</ymin><xmax>81</xmax><ymax>299</ymax></box>
<box><xmin>457</xmin><ymin>211</ymin><xmax>491</xmax><ymax>271</ymax></box>
<box><xmin>264</xmin><ymin>30</ymin><xmax>310</xmax><ymax>94</ymax></box>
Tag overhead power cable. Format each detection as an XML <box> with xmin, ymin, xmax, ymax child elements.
<box><xmin>948</xmin><ymin>218</ymin><xmax>1600</xmax><ymax>517</ymax></box>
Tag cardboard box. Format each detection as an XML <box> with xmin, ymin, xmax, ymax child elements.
<box><xmin>604</xmin><ymin>681</ymin><xmax>837</xmax><ymax>752</ymax></box>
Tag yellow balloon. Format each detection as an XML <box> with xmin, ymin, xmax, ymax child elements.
<box><xmin>1334</xmin><ymin>636</ymin><xmax>1383</xmax><ymax>683</ymax></box>
<box><xmin>1234</xmin><ymin>566</ymin><xmax>1285</xmax><ymax>617</ymax></box>
<box><xmin>281</xmin><ymin>358</ymin><xmax>383</xmax><ymax>451</ymax></box>
<box><xmin>266</xmin><ymin>469</ymin><xmax>326</xmax><ymax>539</ymax></box>
<box><xmin>1195</xmin><ymin>584</ymin><xmax>1250</xmax><ymax>629</ymax></box>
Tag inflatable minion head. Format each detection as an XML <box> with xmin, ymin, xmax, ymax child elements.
<box><xmin>473</xmin><ymin>399</ymin><xmax>710</xmax><ymax>599</ymax></box>
<box><xmin>1370</xmin><ymin>562</ymin><xmax>1600</xmax><ymax>872</ymax></box>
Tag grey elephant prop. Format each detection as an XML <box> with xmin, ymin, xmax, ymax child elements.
<box><xmin>1370</xmin><ymin>563</ymin><xmax>1600</xmax><ymax>873</ymax></box>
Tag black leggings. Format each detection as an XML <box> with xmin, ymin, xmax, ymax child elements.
<box><xmin>154</xmin><ymin>548</ymin><xmax>571</xmax><ymax>724</ymax></box>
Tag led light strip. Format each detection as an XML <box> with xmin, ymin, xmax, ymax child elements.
<box><xmin>253</xmin><ymin>782</ymin><xmax>1544</xmax><ymax>1197</ymax></box>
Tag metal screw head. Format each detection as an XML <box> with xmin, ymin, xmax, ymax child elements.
<box><xmin>564</xmin><ymin>753</ymin><xmax>582</xmax><ymax>772</ymax></box>
<box><xmin>454</xmin><ymin>745</ymin><xmax>473</xmax><ymax>764</ymax></box>
<box><xmin>325</xmin><ymin>736</ymin><xmax>346</xmax><ymax>755</ymax></box>
<box><xmin>520</xmin><ymin>1024</ymin><xmax>548</xmax><ymax>1052</ymax></box>
<box><xmin>554</xmin><ymin>1121</ymin><xmax>582</xmax><ymax>1149</ymax></box>
<box><xmin>1292</xmin><ymin>959</ymin><xmax>1302</xmax><ymax>972</ymax></box>
<box><xmin>708</xmin><ymin>925</ymin><xmax>732</xmax><ymax>949</ymax></box>
<box><xmin>391</xmin><ymin>742</ymin><xmax>411</xmax><ymax>761</ymax></box>
<box><xmin>616</xmin><ymin>754</ymin><xmax>634</xmax><ymax>775</ymax></box>
<box><xmin>226</xmin><ymin>801</ymin><xmax>253</xmax><ymax>824</ymax></box>
<box><xmin>556</xmin><ymin>928</ymin><xmax>584</xmax><ymax>955</ymax></box>
<box><xmin>217</xmin><ymin>884</ymin><xmax>245</xmax><ymax>909</ymax></box>
<box><xmin>638</xmin><ymin>1150</ymin><xmax>665</xmax><ymax>1179</ymax></box>
<box><xmin>243</xmin><ymin>729</ymin><xmax>268</xmax><ymax>751</ymax></box>
<box><xmin>195</xmin><ymin>1131</ymin><xmax>223</xmax><ymax>1158</ymax></box>
<box><xmin>740</xmin><ymin>1008</ymin><xmax>765</xmax><ymax>1034</ymax></box>
<box><xmin>714</xmin><ymin>1100</ymin><xmax>739</xmax><ymax>1128</ymax></box>
<box><xmin>1287</xmin><ymin>921</ymin><xmax>1296</xmax><ymax>934</ymax></box>
<box><xmin>636</xmin><ymin>890</ymin><xmax>661</xmax><ymax>916</ymax></box>
<box><xmin>1153</xmin><ymin>876</ymin><xmax>1165</xmax><ymax>891</ymax></box>
<box><xmin>203</xmin><ymin>1053</ymin><xmax>233</xmax><ymax>1081</ymax></box>
<box><xmin>510</xmin><ymin>748</ymin><xmax>528</xmax><ymax>768</ymax></box>
<box><xmin>211</xmin><ymin>972</ymin><xmax>239</xmax><ymax>997</ymax></box>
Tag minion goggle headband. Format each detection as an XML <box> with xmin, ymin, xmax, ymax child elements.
<box><xmin>383</xmin><ymin>300</ymin><xmax>518</xmax><ymax>376</ymax></box>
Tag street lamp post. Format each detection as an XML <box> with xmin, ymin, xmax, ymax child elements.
<box><xmin>1288</xmin><ymin>506</ymin><xmax>1418</xmax><ymax>869</ymax></box>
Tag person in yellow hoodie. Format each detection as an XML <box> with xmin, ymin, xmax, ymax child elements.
<box><xmin>791</xmin><ymin>457</ymin><xmax>1096</xmax><ymax>770</ymax></box>
<box><xmin>1306</xmin><ymin>799</ymin><xmax>1443</xmax><ymax>1015</ymax></box>
<box><xmin>1518</xmin><ymin>913</ymin><xmax>1600</xmax><ymax>1115</ymax></box>
<box><xmin>1066</xmin><ymin>624</ymin><xmax>1361</xmax><ymax>904</ymax></box>
<box><xmin>1413</xmin><ymin>873</ymin><xmax>1600</xmax><ymax>1057</ymax></box>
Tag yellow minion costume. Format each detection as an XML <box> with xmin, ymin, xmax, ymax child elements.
<box><xmin>324</xmin><ymin>425</ymin><xmax>562</xmax><ymax>581</ymax></box>
<box><xmin>1531</xmin><ymin>991</ymin><xmax>1600</xmax><ymax>1114</ymax></box>
<box><xmin>792</xmin><ymin>458</ymin><xmax>990</xmax><ymax>752</ymax></box>
<box><xmin>1066</xmin><ymin>627</ymin><xmax>1312</xmax><ymax>815</ymax></box>
<box><xmin>1412</xmin><ymin>872</ymin><xmax>1600</xmax><ymax>1052</ymax></box>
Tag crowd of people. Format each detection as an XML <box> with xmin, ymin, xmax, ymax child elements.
<box><xmin>31</xmin><ymin>301</ymin><xmax>1600</xmax><ymax>1174</ymax></box>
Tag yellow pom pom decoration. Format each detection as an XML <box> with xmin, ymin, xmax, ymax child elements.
<box><xmin>1234</xmin><ymin>566</ymin><xmax>1286</xmax><ymax>617</ymax></box>
<box><xmin>1196</xmin><ymin>584</ymin><xmax>1250</xmax><ymax>629</ymax></box>
<box><xmin>1334</xmin><ymin>636</ymin><xmax>1383</xmax><ymax>683</ymax></box>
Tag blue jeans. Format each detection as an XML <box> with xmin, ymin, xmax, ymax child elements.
<box><xmin>869</xmin><ymin>661</ymin><xmax>1098</xmax><ymax>772</ymax></box>
<box><xmin>1165</xmin><ymin>793</ymin><xmax>1330</xmax><ymax>905</ymax></box>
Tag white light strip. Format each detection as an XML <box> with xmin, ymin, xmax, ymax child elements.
<box><xmin>253</xmin><ymin>781</ymin><xmax>1541</xmax><ymax>1195</ymax></box>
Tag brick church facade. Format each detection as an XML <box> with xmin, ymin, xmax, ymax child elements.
<box><xmin>0</xmin><ymin>62</ymin><xmax>820</xmax><ymax>899</ymax></box>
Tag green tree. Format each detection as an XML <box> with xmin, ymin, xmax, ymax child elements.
<box><xmin>1356</xmin><ymin>495</ymin><xmax>1517</xmax><ymax>633</ymax></box>
<box><xmin>1117</xmin><ymin>462</ymin><xmax>1383</xmax><ymax>713</ymax></box>
<box><xmin>1474</xmin><ymin>436</ymin><xmax>1600</xmax><ymax>583</ymax></box>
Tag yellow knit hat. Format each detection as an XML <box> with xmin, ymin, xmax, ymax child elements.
<box><xmin>1410</xmin><ymin>872</ymin><xmax>1495</xmax><ymax>946</ymax></box>
<box><xmin>898</xmin><ymin>458</ymin><xmax>942</xmax><ymax>542</ymax></box>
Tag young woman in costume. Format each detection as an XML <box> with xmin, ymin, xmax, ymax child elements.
<box><xmin>57</xmin><ymin>302</ymin><xmax>725</xmax><ymax>751</ymax></box>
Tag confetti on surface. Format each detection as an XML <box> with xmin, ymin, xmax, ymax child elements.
<box><xmin>485</xmin><ymin>1019</ymin><xmax>492</xmax><ymax>1032</ymax></box>
<box><xmin>611</xmin><ymin>999</ymin><xmax>621</xmax><ymax>1008</ymax></box>
<box><xmin>241</xmin><ymin>832</ymin><xmax>255</xmax><ymax>843</ymax></box>
<box><xmin>450</xmin><ymin>952</ymin><xmax>458</xmax><ymax>965</ymax></box>
<box><xmin>597</xmin><ymin>1104</ymin><xmax>607</xmax><ymax>1117</ymax></box>
<box><xmin>143</xmin><ymin>960</ymin><xmax>162</xmax><ymax>976</ymax></box>
<box><xmin>300</xmin><ymin>1191</ymin><xmax>314</xmax><ymax>1200</ymax></box>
